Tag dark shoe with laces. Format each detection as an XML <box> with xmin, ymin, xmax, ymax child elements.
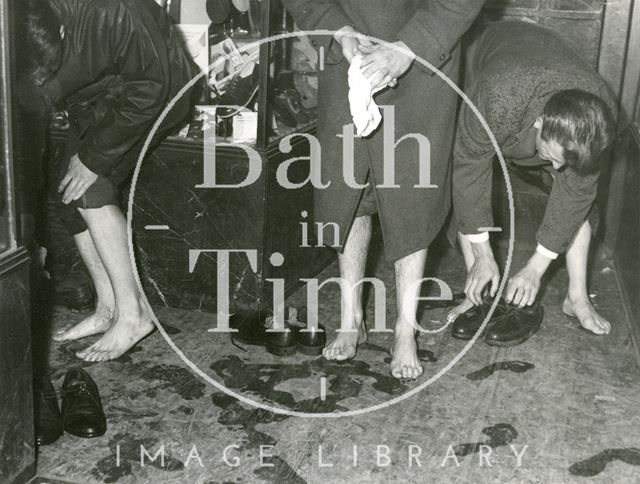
<box><xmin>484</xmin><ymin>302</ymin><xmax>543</xmax><ymax>347</ymax></box>
<box><xmin>451</xmin><ymin>299</ymin><xmax>510</xmax><ymax>340</ymax></box>
<box><xmin>35</xmin><ymin>376</ymin><xmax>63</xmax><ymax>446</ymax></box>
<box><xmin>61</xmin><ymin>369</ymin><xmax>106</xmax><ymax>438</ymax></box>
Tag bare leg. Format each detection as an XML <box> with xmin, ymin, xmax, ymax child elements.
<box><xmin>75</xmin><ymin>205</ymin><xmax>154</xmax><ymax>361</ymax></box>
<box><xmin>322</xmin><ymin>215</ymin><xmax>370</xmax><ymax>361</ymax></box>
<box><xmin>446</xmin><ymin>232</ymin><xmax>475</xmax><ymax>323</ymax></box>
<box><xmin>53</xmin><ymin>230</ymin><xmax>115</xmax><ymax>341</ymax></box>
<box><xmin>390</xmin><ymin>248</ymin><xmax>427</xmax><ymax>380</ymax></box>
<box><xmin>562</xmin><ymin>220</ymin><xmax>611</xmax><ymax>335</ymax></box>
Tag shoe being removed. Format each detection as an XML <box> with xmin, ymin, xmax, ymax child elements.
<box><xmin>61</xmin><ymin>369</ymin><xmax>107</xmax><ymax>438</ymax></box>
<box><xmin>451</xmin><ymin>299</ymin><xmax>510</xmax><ymax>341</ymax></box>
<box><xmin>484</xmin><ymin>302</ymin><xmax>543</xmax><ymax>347</ymax></box>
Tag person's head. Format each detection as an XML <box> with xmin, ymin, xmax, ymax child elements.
<box><xmin>16</xmin><ymin>0</ymin><xmax>63</xmax><ymax>86</ymax></box>
<box><xmin>533</xmin><ymin>89</ymin><xmax>615</xmax><ymax>174</ymax></box>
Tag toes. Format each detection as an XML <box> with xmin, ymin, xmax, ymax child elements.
<box><xmin>77</xmin><ymin>343</ymin><xmax>101</xmax><ymax>361</ymax></box>
<box><xmin>390</xmin><ymin>360</ymin><xmax>423</xmax><ymax>380</ymax></box>
<box><xmin>391</xmin><ymin>367</ymin><xmax>403</xmax><ymax>379</ymax></box>
<box><xmin>53</xmin><ymin>326</ymin><xmax>76</xmax><ymax>341</ymax></box>
<box><xmin>52</xmin><ymin>332</ymin><xmax>69</xmax><ymax>342</ymax></box>
<box><xmin>402</xmin><ymin>363</ymin><xmax>422</xmax><ymax>380</ymax></box>
<box><xmin>323</xmin><ymin>347</ymin><xmax>342</xmax><ymax>361</ymax></box>
<box><xmin>581</xmin><ymin>317</ymin><xmax>607</xmax><ymax>335</ymax></box>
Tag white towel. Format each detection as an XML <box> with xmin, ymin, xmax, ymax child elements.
<box><xmin>348</xmin><ymin>56</ymin><xmax>385</xmax><ymax>137</ymax></box>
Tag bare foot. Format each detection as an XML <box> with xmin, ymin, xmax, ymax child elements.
<box><xmin>562</xmin><ymin>296</ymin><xmax>611</xmax><ymax>335</ymax></box>
<box><xmin>446</xmin><ymin>297</ymin><xmax>475</xmax><ymax>324</ymax></box>
<box><xmin>323</xmin><ymin>320</ymin><xmax>368</xmax><ymax>361</ymax></box>
<box><xmin>52</xmin><ymin>306</ymin><xmax>114</xmax><ymax>342</ymax></box>
<box><xmin>76</xmin><ymin>303</ymin><xmax>154</xmax><ymax>362</ymax></box>
<box><xmin>390</xmin><ymin>322</ymin><xmax>423</xmax><ymax>380</ymax></box>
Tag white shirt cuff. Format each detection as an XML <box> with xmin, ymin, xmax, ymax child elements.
<box><xmin>466</xmin><ymin>232</ymin><xmax>490</xmax><ymax>244</ymax></box>
<box><xmin>536</xmin><ymin>244</ymin><xmax>559</xmax><ymax>260</ymax></box>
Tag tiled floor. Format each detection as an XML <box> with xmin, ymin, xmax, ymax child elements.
<box><xmin>35</xmin><ymin>239</ymin><xmax>640</xmax><ymax>483</ymax></box>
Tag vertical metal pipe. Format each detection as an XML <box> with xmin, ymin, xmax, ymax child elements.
<box><xmin>0</xmin><ymin>0</ymin><xmax>17</xmax><ymax>252</ymax></box>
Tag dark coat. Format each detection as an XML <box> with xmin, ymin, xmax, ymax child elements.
<box><xmin>281</xmin><ymin>0</ymin><xmax>484</xmax><ymax>261</ymax></box>
<box><xmin>45</xmin><ymin>0</ymin><xmax>199</xmax><ymax>183</ymax></box>
<box><xmin>453</xmin><ymin>21</ymin><xmax>618</xmax><ymax>253</ymax></box>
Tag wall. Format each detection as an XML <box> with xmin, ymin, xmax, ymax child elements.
<box><xmin>613</xmin><ymin>0</ymin><xmax>640</xmax><ymax>356</ymax></box>
<box><xmin>481</xmin><ymin>0</ymin><xmax>606</xmax><ymax>67</ymax></box>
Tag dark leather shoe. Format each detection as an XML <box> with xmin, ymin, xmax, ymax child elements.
<box><xmin>35</xmin><ymin>376</ymin><xmax>63</xmax><ymax>446</ymax></box>
<box><xmin>265</xmin><ymin>325</ymin><xmax>297</xmax><ymax>356</ymax></box>
<box><xmin>230</xmin><ymin>311</ymin><xmax>269</xmax><ymax>347</ymax></box>
<box><xmin>484</xmin><ymin>303</ymin><xmax>543</xmax><ymax>347</ymax></box>
<box><xmin>451</xmin><ymin>300</ymin><xmax>510</xmax><ymax>340</ymax></box>
<box><xmin>294</xmin><ymin>324</ymin><xmax>326</xmax><ymax>356</ymax></box>
<box><xmin>231</xmin><ymin>311</ymin><xmax>298</xmax><ymax>355</ymax></box>
<box><xmin>61</xmin><ymin>369</ymin><xmax>106</xmax><ymax>438</ymax></box>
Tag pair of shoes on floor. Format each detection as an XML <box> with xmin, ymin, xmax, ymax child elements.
<box><xmin>35</xmin><ymin>369</ymin><xmax>107</xmax><ymax>446</ymax></box>
<box><xmin>230</xmin><ymin>308</ymin><xmax>326</xmax><ymax>356</ymax></box>
<box><xmin>451</xmin><ymin>298</ymin><xmax>543</xmax><ymax>347</ymax></box>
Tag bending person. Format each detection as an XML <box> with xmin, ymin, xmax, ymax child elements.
<box><xmin>23</xmin><ymin>0</ymin><xmax>199</xmax><ymax>361</ymax></box>
<box><xmin>450</xmin><ymin>21</ymin><xmax>617</xmax><ymax>343</ymax></box>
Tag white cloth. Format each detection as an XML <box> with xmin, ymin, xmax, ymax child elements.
<box><xmin>466</xmin><ymin>232</ymin><xmax>490</xmax><ymax>244</ymax></box>
<box><xmin>348</xmin><ymin>56</ymin><xmax>384</xmax><ymax>137</ymax></box>
<box><xmin>536</xmin><ymin>243</ymin><xmax>559</xmax><ymax>260</ymax></box>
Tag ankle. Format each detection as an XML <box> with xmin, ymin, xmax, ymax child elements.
<box><xmin>114</xmin><ymin>303</ymin><xmax>143</xmax><ymax>321</ymax></box>
<box><xmin>95</xmin><ymin>303</ymin><xmax>114</xmax><ymax>317</ymax></box>
<box><xmin>339</xmin><ymin>309</ymin><xmax>364</xmax><ymax>328</ymax></box>
<box><xmin>566</xmin><ymin>291</ymin><xmax>589</xmax><ymax>304</ymax></box>
<box><xmin>395</xmin><ymin>319</ymin><xmax>417</xmax><ymax>334</ymax></box>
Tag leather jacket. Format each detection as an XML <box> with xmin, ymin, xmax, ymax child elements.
<box><xmin>45</xmin><ymin>0</ymin><xmax>200</xmax><ymax>177</ymax></box>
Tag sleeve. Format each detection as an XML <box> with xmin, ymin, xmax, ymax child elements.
<box><xmin>536</xmin><ymin>168</ymin><xmax>599</xmax><ymax>254</ymax></box>
<box><xmin>76</xmin><ymin>4</ymin><xmax>169</xmax><ymax>177</ymax></box>
<box><xmin>396</xmin><ymin>0</ymin><xmax>485</xmax><ymax>73</ymax></box>
<box><xmin>280</xmin><ymin>0</ymin><xmax>352</xmax><ymax>63</ymax></box>
<box><xmin>453</xmin><ymin>83</ymin><xmax>507</xmax><ymax>237</ymax></box>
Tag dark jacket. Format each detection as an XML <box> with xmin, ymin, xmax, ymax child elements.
<box><xmin>44</xmin><ymin>0</ymin><xmax>199</xmax><ymax>179</ymax></box>
<box><xmin>453</xmin><ymin>21</ymin><xmax>618</xmax><ymax>253</ymax></box>
<box><xmin>281</xmin><ymin>0</ymin><xmax>484</xmax><ymax>261</ymax></box>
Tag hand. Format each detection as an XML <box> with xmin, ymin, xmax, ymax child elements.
<box><xmin>505</xmin><ymin>265</ymin><xmax>543</xmax><ymax>308</ymax></box>
<box><xmin>58</xmin><ymin>153</ymin><xmax>98</xmax><ymax>205</ymax></box>
<box><xmin>360</xmin><ymin>41</ymin><xmax>414</xmax><ymax>91</ymax></box>
<box><xmin>465</xmin><ymin>254</ymin><xmax>500</xmax><ymax>306</ymax></box>
<box><xmin>334</xmin><ymin>26</ymin><xmax>370</xmax><ymax>65</ymax></box>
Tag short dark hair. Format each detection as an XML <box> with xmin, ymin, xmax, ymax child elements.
<box><xmin>540</xmin><ymin>89</ymin><xmax>616</xmax><ymax>174</ymax></box>
<box><xmin>16</xmin><ymin>0</ymin><xmax>62</xmax><ymax>86</ymax></box>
